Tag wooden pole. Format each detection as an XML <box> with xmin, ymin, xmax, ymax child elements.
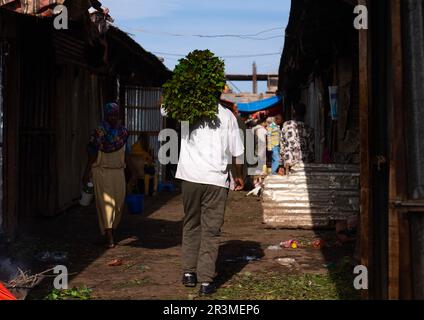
<box><xmin>358</xmin><ymin>0</ymin><xmax>372</xmax><ymax>300</ymax></box>
<box><xmin>388</xmin><ymin>0</ymin><xmax>412</xmax><ymax>300</ymax></box>
<box><xmin>252</xmin><ymin>62</ymin><xmax>257</xmax><ymax>94</ymax></box>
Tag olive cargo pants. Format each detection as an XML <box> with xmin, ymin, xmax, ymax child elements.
<box><xmin>181</xmin><ymin>180</ymin><xmax>229</xmax><ymax>283</ymax></box>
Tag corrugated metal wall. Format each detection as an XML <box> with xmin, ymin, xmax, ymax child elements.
<box><xmin>402</xmin><ymin>0</ymin><xmax>424</xmax><ymax>299</ymax></box>
<box><xmin>263</xmin><ymin>164</ymin><xmax>359</xmax><ymax>229</ymax></box>
<box><xmin>18</xmin><ymin>27</ymin><xmax>57</xmax><ymax>217</ymax></box>
<box><xmin>0</xmin><ymin>41</ymin><xmax>5</xmax><ymax>232</ymax></box>
<box><xmin>55</xmin><ymin>65</ymin><xmax>103</xmax><ymax>211</ymax></box>
<box><xmin>403</xmin><ymin>0</ymin><xmax>424</xmax><ymax>200</ymax></box>
<box><xmin>124</xmin><ymin>86</ymin><xmax>163</xmax><ymax>160</ymax></box>
<box><xmin>18</xmin><ymin>24</ymin><xmax>105</xmax><ymax>216</ymax></box>
<box><xmin>53</xmin><ymin>31</ymin><xmax>87</xmax><ymax>67</ymax></box>
<box><xmin>304</xmin><ymin>77</ymin><xmax>325</xmax><ymax>163</ymax></box>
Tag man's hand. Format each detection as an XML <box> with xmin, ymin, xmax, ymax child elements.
<box><xmin>232</xmin><ymin>157</ymin><xmax>245</xmax><ymax>191</ymax></box>
<box><xmin>102</xmin><ymin>7</ymin><xmax>110</xmax><ymax>15</ymax></box>
<box><xmin>234</xmin><ymin>177</ymin><xmax>245</xmax><ymax>191</ymax></box>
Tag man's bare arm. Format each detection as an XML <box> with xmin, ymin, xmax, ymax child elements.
<box><xmin>233</xmin><ymin>155</ymin><xmax>245</xmax><ymax>191</ymax></box>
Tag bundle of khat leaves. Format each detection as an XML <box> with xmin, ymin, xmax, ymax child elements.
<box><xmin>162</xmin><ymin>50</ymin><xmax>226</xmax><ymax>124</ymax></box>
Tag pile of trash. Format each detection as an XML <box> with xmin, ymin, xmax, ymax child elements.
<box><xmin>267</xmin><ymin>238</ymin><xmax>327</xmax><ymax>251</ymax></box>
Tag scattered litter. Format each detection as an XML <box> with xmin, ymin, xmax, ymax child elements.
<box><xmin>225</xmin><ymin>255</ymin><xmax>261</xmax><ymax>263</ymax></box>
<box><xmin>35</xmin><ymin>251</ymin><xmax>68</xmax><ymax>264</ymax></box>
<box><xmin>246</xmin><ymin>186</ymin><xmax>262</xmax><ymax>197</ymax></box>
<box><xmin>107</xmin><ymin>259</ymin><xmax>123</xmax><ymax>267</ymax></box>
<box><xmin>274</xmin><ymin>257</ymin><xmax>297</xmax><ymax>267</ymax></box>
<box><xmin>267</xmin><ymin>245</ymin><xmax>281</xmax><ymax>251</ymax></box>
<box><xmin>117</xmin><ymin>237</ymin><xmax>139</xmax><ymax>246</ymax></box>
<box><xmin>280</xmin><ymin>240</ymin><xmax>298</xmax><ymax>249</ymax></box>
<box><xmin>312</xmin><ymin>239</ymin><xmax>326</xmax><ymax>249</ymax></box>
<box><xmin>323</xmin><ymin>263</ymin><xmax>336</xmax><ymax>269</ymax></box>
<box><xmin>242</xmin><ymin>256</ymin><xmax>260</xmax><ymax>262</ymax></box>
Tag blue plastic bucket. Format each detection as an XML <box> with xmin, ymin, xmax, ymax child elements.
<box><xmin>126</xmin><ymin>194</ymin><xmax>144</xmax><ymax>215</ymax></box>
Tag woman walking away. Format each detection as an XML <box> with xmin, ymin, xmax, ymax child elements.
<box><xmin>83</xmin><ymin>102</ymin><xmax>134</xmax><ymax>249</ymax></box>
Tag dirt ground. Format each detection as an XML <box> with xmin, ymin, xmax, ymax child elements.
<box><xmin>7</xmin><ymin>190</ymin><xmax>360</xmax><ymax>300</ymax></box>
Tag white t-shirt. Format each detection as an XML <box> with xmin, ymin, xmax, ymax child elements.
<box><xmin>176</xmin><ymin>104</ymin><xmax>245</xmax><ymax>188</ymax></box>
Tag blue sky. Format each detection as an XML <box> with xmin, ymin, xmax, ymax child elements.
<box><xmin>101</xmin><ymin>0</ymin><xmax>291</xmax><ymax>93</ymax></box>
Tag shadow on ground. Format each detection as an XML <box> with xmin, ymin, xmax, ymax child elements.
<box><xmin>215</xmin><ymin>240</ymin><xmax>264</xmax><ymax>288</ymax></box>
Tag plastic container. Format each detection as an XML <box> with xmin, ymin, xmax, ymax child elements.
<box><xmin>79</xmin><ymin>182</ymin><xmax>94</xmax><ymax>206</ymax></box>
<box><xmin>126</xmin><ymin>194</ymin><xmax>144</xmax><ymax>215</ymax></box>
<box><xmin>158</xmin><ymin>181</ymin><xmax>176</xmax><ymax>193</ymax></box>
<box><xmin>280</xmin><ymin>239</ymin><xmax>299</xmax><ymax>249</ymax></box>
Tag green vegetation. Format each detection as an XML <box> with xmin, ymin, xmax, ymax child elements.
<box><xmin>162</xmin><ymin>49</ymin><xmax>226</xmax><ymax>124</ymax></box>
<box><xmin>45</xmin><ymin>287</ymin><xmax>92</xmax><ymax>300</ymax></box>
<box><xmin>199</xmin><ymin>258</ymin><xmax>360</xmax><ymax>300</ymax></box>
<box><xmin>203</xmin><ymin>271</ymin><xmax>359</xmax><ymax>300</ymax></box>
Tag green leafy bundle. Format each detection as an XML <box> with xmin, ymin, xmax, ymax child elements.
<box><xmin>162</xmin><ymin>50</ymin><xmax>226</xmax><ymax>124</ymax></box>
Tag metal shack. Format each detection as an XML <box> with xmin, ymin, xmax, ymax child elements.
<box><xmin>264</xmin><ymin>0</ymin><xmax>360</xmax><ymax>229</ymax></box>
<box><xmin>271</xmin><ymin>0</ymin><xmax>424</xmax><ymax>300</ymax></box>
<box><xmin>0</xmin><ymin>1</ymin><xmax>171</xmax><ymax>241</ymax></box>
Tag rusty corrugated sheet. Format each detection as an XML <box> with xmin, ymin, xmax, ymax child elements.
<box><xmin>0</xmin><ymin>0</ymin><xmax>14</xmax><ymax>7</ymax></box>
<box><xmin>0</xmin><ymin>0</ymin><xmax>65</xmax><ymax>16</ymax></box>
<box><xmin>263</xmin><ymin>163</ymin><xmax>359</xmax><ymax>229</ymax></box>
<box><xmin>53</xmin><ymin>31</ymin><xmax>86</xmax><ymax>66</ymax></box>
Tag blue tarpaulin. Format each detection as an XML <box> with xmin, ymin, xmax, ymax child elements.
<box><xmin>237</xmin><ymin>95</ymin><xmax>282</xmax><ymax>113</ymax></box>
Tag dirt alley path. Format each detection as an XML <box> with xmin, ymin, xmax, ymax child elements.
<box><xmin>11</xmin><ymin>190</ymin><xmax>358</xmax><ymax>300</ymax></box>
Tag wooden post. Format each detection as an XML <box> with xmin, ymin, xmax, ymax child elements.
<box><xmin>252</xmin><ymin>62</ymin><xmax>257</xmax><ymax>94</ymax></box>
<box><xmin>388</xmin><ymin>0</ymin><xmax>411</xmax><ymax>299</ymax></box>
<box><xmin>358</xmin><ymin>0</ymin><xmax>372</xmax><ymax>300</ymax></box>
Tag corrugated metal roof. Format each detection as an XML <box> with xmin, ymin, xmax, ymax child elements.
<box><xmin>0</xmin><ymin>0</ymin><xmax>65</xmax><ymax>17</ymax></box>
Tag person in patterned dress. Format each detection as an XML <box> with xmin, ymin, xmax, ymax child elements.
<box><xmin>280</xmin><ymin>103</ymin><xmax>315</xmax><ymax>173</ymax></box>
